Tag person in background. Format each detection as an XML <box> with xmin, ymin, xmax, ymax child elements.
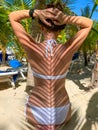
<box><xmin>0</xmin><ymin>50</ymin><xmax>2</xmax><ymax>64</ymax></box>
<box><xmin>9</xmin><ymin>2</ymin><xmax>93</xmax><ymax>130</ymax></box>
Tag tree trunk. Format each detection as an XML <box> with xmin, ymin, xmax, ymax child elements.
<box><xmin>2</xmin><ymin>47</ymin><xmax>6</xmax><ymax>65</ymax></box>
<box><xmin>83</xmin><ymin>51</ymin><xmax>88</xmax><ymax>66</ymax></box>
<box><xmin>90</xmin><ymin>61</ymin><xmax>98</xmax><ymax>88</ymax></box>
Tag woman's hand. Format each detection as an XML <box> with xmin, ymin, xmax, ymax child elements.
<box><xmin>34</xmin><ymin>8</ymin><xmax>66</xmax><ymax>26</ymax></box>
<box><xmin>52</xmin><ymin>8</ymin><xmax>66</xmax><ymax>26</ymax></box>
<box><xmin>34</xmin><ymin>8</ymin><xmax>56</xmax><ymax>26</ymax></box>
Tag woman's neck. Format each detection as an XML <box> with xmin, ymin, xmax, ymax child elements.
<box><xmin>44</xmin><ymin>32</ymin><xmax>58</xmax><ymax>41</ymax></box>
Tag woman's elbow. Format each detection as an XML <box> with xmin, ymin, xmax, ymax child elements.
<box><xmin>9</xmin><ymin>13</ymin><xmax>13</xmax><ymax>22</ymax></box>
<box><xmin>9</xmin><ymin>12</ymin><xmax>16</xmax><ymax>22</ymax></box>
<box><xmin>89</xmin><ymin>19</ymin><xmax>93</xmax><ymax>28</ymax></box>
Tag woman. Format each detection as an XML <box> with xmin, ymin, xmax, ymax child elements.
<box><xmin>9</xmin><ymin>2</ymin><xmax>93</xmax><ymax>130</ymax></box>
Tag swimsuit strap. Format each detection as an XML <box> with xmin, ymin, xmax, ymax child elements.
<box><xmin>32</xmin><ymin>69</ymin><xmax>68</xmax><ymax>80</ymax></box>
<box><xmin>45</xmin><ymin>39</ymin><xmax>57</xmax><ymax>57</ymax></box>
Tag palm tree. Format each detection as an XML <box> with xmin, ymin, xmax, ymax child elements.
<box><xmin>0</xmin><ymin>3</ymin><xmax>12</xmax><ymax>64</ymax></box>
<box><xmin>90</xmin><ymin>0</ymin><xmax>98</xmax><ymax>18</ymax></box>
<box><xmin>78</xmin><ymin>0</ymin><xmax>98</xmax><ymax>88</ymax></box>
<box><xmin>80</xmin><ymin>1</ymin><xmax>98</xmax><ymax>66</ymax></box>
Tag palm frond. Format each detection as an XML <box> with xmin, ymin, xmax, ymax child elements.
<box><xmin>92</xmin><ymin>0</ymin><xmax>98</xmax><ymax>5</ymax></box>
<box><xmin>46</xmin><ymin>0</ymin><xmax>78</xmax><ymax>6</ymax></box>
<box><xmin>62</xmin><ymin>0</ymin><xmax>77</xmax><ymax>5</ymax></box>
<box><xmin>5</xmin><ymin>0</ymin><xmax>14</xmax><ymax>5</ymax></box>
<box><xmin>81</xmin><ymin>5</ymin><xmax>91</xmax><ymax>17</ymax></box>
<box><xmin>90</xmin><ymin>3</ymin><xmax>97</xmax><ymax>18</ymax></box>
<box><xmin>23</xmin><ymin>0</ymin><xmax>32</xmax><ymax>7</ymax></box>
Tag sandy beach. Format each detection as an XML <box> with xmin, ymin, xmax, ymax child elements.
<box><xmin>0</xmin><ymin>62</ymin><xmax>98</xmax><ymax>130</ymax></box>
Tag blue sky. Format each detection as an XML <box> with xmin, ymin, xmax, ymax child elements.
<box><xmin>5</xmin><ymin>0</ymin><xmax>98</xmax><ymax>20</ymax></box>
<box><xmin>68</xmin><ymin>0</ymin><xmax>98</xmax><ymax>21</ymax></box>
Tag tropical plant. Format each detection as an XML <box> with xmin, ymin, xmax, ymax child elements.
<box><xmin>90</xmin><ymin>0</ymin><xmax>98</xmax><ymax>18</ymax></box>
<box><xmin>80</xmin><ymin>1</ymin><xmax>98</xmax><ymax>66</ymax></box>
<box><xmin>1</xmin><ymin>0</ymin><xmax>79</xmax><ymax>60</ymax></box>
<box><xmin>0</xmin><ymin>3</ymin><xmax>12</xmax><ymax>63</ymax></box>
<box><xmin>2</xmin><ymin>0</ymin><xmax>36</xmax><ymax>60</ymax></box>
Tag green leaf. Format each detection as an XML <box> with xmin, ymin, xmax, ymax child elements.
<box><xmin>95</xmin><ymin>0</ymin><xmax>98</xmax><ymax>5</ymax></box>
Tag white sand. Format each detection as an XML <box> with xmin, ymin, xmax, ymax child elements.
<box><xmin>0</xmin><ymin>65</ymin><xmax>98</xmax><ymax>130</ymax></box>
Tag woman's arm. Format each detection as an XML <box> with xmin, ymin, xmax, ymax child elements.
<box><xmin>53</xmin><ymin>9</ymin><xmax>93</xmax><ymax>51</ymax></box>
<box><xmin>9</xmin><ymin>9</ymin><xmax>55</xmax><ymax>46</ymax></box>
<box><xmin>65</xmin><ymin>16</ymin><xmax>93</xmax><ymax>52</ymax></box>
<box><xmin>9</xmin><ymin>10</ymin><xmax>36</xmax><ymax>46</ymax></box>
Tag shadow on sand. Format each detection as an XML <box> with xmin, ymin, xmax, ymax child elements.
<box><xmin>81</xmin><ymin>92</ymin><xmax>98</xmax><ymax>130</ymax></box>
<box><xmin>67</xmin><ymin>62</ymin><xmax>93</xmax><ymax>91</ymax></box>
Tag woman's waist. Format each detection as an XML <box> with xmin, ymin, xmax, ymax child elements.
<box><xmin>33</xmin><ymin>77</ymin><xmax>66</xmax><ymax>88</ymax></box>
<box><xmin>28</xmin><ymin>88</ymin><xmax>69</xmax><ymax>107</ymax></box>
<box><xmin>27</xmin><ymin>98</ymin><xmax>70</xmax><ymax>108</ymax></box>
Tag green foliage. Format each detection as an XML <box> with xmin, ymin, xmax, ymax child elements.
<box><xmin>0</xmin><ymin>5</ymin><xmax>11</xmax><ymax>47</ymax></box>
<box><xmin>95</xmin><ymin>0</ymin><xmax>98</xmax><ymax>5</ymax></box>
<box><xmin>1</xmin><ymin>0</ymin><xmax>98</xmax><ymax>62</ymax></box>
<box><xmin>81</xmin><ymin>6</ymin><xmax>91</xmax><ymax>17</ymax></box>
<box><xmin>57</xmin><ymin>30</ymin><xmax>67</xmax><ymax>44</ymax></box>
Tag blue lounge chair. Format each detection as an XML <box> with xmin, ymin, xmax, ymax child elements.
<box><xmin>8</xmin><ymin>59</ymin><xmax>27</xmax><ymax>80</ymax></box>
<box><xmin>0</xmin><ymin>70</ymin><xmax>18</xmax><ymax>88</ymax></box>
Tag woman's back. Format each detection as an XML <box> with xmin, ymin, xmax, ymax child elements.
<box><xmin>25</xmin><ymin>40</ymin><xmax>71</xmax><ymax>126</ymax></box>
<box><xmin>26</xmin><ymin>40</ymin><xmax>71</xmax><ymax>107</ymax></box>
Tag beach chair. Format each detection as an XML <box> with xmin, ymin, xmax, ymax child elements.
<box><xmin>7</xmin><ymin>59</ymin><xmax>27</xmax><ymax>80</ymax></box>
<box><xmin>0</xmin><ymin>70</ymin><xmax>18</xmax><ymax>88</ymax></box>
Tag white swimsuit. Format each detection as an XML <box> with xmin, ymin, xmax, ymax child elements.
<box><xmin>28</xmin><ymin>103</ymin><xmax>70</xmax><ymax>125</ymax></box>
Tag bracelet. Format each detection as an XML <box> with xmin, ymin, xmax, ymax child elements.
<box><xmin>29</xmin><ymin>9</ymin><xmax>35</xmax><ymax>19</ymax></box>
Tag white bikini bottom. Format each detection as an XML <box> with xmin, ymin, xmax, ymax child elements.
<box><xmin>26</xmin><ymin>102</ymin><xmax>70</xmax><ymax>125</ymax></box>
